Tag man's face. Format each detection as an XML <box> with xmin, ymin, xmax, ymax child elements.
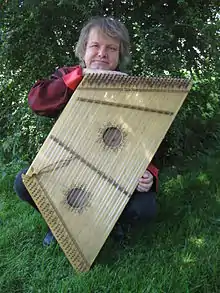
<box><xmin>84</xmin><ymin>27</ymin><xmax>120</xmax><ymax>71</ymax></box>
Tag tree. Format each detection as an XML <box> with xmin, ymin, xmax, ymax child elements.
<box><xmin>0</xmin><ymin>0</ymin><xmax>219</xmax><ymax>164</ymax></box>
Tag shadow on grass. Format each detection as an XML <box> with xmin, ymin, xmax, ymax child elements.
<box><xmin>0</xmin><ymin>279</ymin><xmax>25</xmax><ymax>293</ymax></box>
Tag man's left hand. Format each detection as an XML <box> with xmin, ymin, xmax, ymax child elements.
<box><xmin>136</xmin><ymin>170</ymin><xmax>153</xmax><ymax>192</ymax></box>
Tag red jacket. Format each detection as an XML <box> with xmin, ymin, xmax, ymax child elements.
<box><xmin>28</xmin><ymin>65</ymin><xmax>159</xmax><ymax>191</ymax></box>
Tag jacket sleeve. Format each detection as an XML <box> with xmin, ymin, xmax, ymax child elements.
<box><xmin>147</xmin><ymin>163</ymin><xmax>159</xmax><ymax>192</ymax></box>
<box><xmin>28</xmin><ymin>65</ymin><xmax>83</xmax><ymax>118</ymax></box>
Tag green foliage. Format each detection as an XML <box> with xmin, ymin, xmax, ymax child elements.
<box><xmin>155</xmin><ymin>72</ymin><xmax>220</xmax><ymax>167</ymax></box>
<box><xmin>0</xmin><ymin>0</ymin><xmax>219</xmax><ymax>164</ymax></box>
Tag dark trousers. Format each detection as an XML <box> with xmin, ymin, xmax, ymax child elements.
<box><xmin>14</xmin><ymin>168</ymin><xmax>157</xmax><ymax>225</ymax></box>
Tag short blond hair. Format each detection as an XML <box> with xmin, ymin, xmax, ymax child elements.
<box><xmin>75</xmin><ymin>16</ymin><xmax>131</xmax><ymax>70</ymax></box>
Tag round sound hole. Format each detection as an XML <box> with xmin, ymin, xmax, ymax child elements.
<box><xmin>103</xmin><ymin>127</ymin><xmax>122</xmax><ymax>148</ymax></box>
<box><xmin>66</xmin><ymin>188</ymin><xmax>89</xmax><ymax>209</ymax></box>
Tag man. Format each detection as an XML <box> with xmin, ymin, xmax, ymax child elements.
<box><xmin>14</xmin><ymin>16</ymin><xmax>159</xmax><ymax>246</ymax></box>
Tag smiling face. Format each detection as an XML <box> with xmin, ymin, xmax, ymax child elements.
<box><xmin>83</xmin><ymin>27</ymin><xmax>120</xmax><ymax>70</ymax></box>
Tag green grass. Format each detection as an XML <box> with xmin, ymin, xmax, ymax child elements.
<box><xmin>1</xmin><ymin>147</ymin><xmax>220</xmax><ymax>293</ymax></box>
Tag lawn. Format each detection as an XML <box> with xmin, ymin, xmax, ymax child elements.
<box><xmin>1</xmin><ymin>145</ymin><xmax>220</xmax><ymax>293</ymax></box>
